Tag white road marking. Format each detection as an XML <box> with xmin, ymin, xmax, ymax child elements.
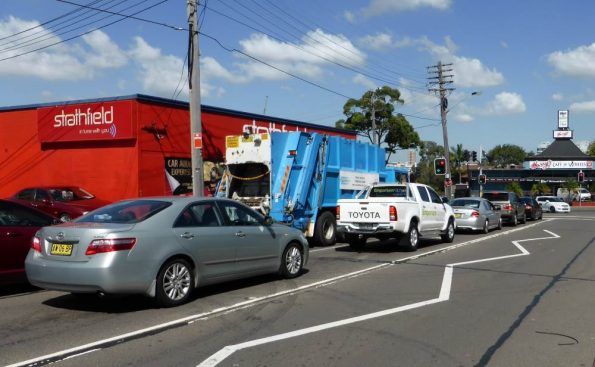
<box><xmin>4</xmin><ymin>221</ymin><xmax>550</xmax><ymax>367</ymax></box>
<box><xmin>197</xmin><ymin>229</ymin><xmax>560</xmax><ymax>367</ymax></box>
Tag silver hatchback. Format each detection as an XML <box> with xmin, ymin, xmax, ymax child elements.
<box><xmin>25</xmin><ymin>197</ymin><xmax>309</xmax><ymax>307</ymax></box>
<box><xmin>450</xmin><ymin>197</ymin><xmax>502</xmax><ymax>233</ymax></box>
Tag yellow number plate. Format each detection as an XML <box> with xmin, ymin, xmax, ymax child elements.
<box><xmin>454</xmin><ymin>213</ymin><xmax>462</xmax><ymax>218</ymax></box>
<box><xmin>50</xmin><ymin>244</ymin><xmax>73</xmax><ymax>256</ymax></box>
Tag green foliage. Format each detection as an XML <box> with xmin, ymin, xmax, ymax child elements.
<box><xmin>588</xmin><ymin>141</ymin><xmax>595</xmax><ymax>156</ymax></box>
<box><xmin>336</xmin><ymin>86</ymin><xmax>421</xmax><ymax>163</ymax></box>
<box><xmin>506</xmin><ymin>181</ymin><xmax>523</xmax><ymax>197</ymax></box>
<box><xmin>450</xmin><ymin>143</ymin><xmax>465</xmax><ymax>184</ymax></box>
<box><xmin>414</xmin><ymin>140</ymin><xmax>446</xmax><ymax>194</ymax></box>
<box><xmin>562</xmin><ymin>178</ymin><xmax>579</xmax><ymax>193</ymax></box>
<box><xmin>486</xmin><ymin>144</ymin><xmax>527</xmax><ymax>167</ymax></box>
<box><xmin>530</xmin><ymin>182</ymin><xmax>551</xmax><ymax>196</ymax></box>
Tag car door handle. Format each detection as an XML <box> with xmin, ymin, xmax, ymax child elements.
<box><xmin>180</xmin><ymin>232</ymin><xmax>194</xmax><ymax>239</ymax></box>
<box><xmin>235</xmin><ymin>231</ymin><xmax>246</xmax><ymax>237</ymax></box>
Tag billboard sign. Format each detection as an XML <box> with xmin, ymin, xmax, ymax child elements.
<box><xmin>557</xmin><ymin>110</ymin><xmax>569</xmax><ymax>129</ymax></box>
<box><xmin>38</xmin><ymin>101</ymin><xmax>134</xmax><ymax>143</ymax></box>
<box><xmin>553</xmin><ymin>130</ymin><xmax>573</xmax><ymax>139</ymax></box>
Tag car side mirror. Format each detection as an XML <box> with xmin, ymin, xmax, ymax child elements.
<box><xmin>263</xmin><ymin>216</ymin><xmax>274</xmax><ymax>226</ymax></box>
<box><xmin>441</xmin><ymin>197</ymin><xmax>449</xmax><ymax>204</ymax></box>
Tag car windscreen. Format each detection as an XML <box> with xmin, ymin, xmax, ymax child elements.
<box><xmin>450</xmin><ymin>199</ymin><xmax>480</xmax><ymax>208</ymax></box>
<box><xmin>521</xmin><ymin>198</ymin><xmax>533</xmax><ymax>204</ymax></box>
<box><xmin>482</xmin><ymin>193</ymin><xmax>508</xmax><ymax>201</ymax></box>
<box><xmin>75</xmin><ymin>200</ymin><xmax>172</xmax><ymax>223</ymax></box>
<box><xmin>369</xmin><ymin>186</ymin><xmax>408</xmax><ymax>198</ymax></box>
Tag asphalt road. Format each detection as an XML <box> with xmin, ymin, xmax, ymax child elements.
<box><xmin>1</xmin><ymin>211</ymin><xmax>594</xmax><ymax>367</ymax></box>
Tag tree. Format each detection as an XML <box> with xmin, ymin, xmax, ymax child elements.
<box><xmin>506</xmin><ymin>182</ymin><xmax>523</xmax><ymax>197</ymax></box>
<box><xmin>415</xmin><ymin>141</ymin><xmax>446</xmax><ymax>193</ymax></box>
<box><xmin>486</xmin><ymin>144</ymin><xmax>527</xmax><ymax>167</ymax></box>
<box><xmin>450</xmin><ymin>143</ymin><xmax>465</xmax><ymax>184</ymax></box>
<box><xmin>530</xmin><ymin>182</ymin><xmax>551</xmax><ymax>196</ymax></box>
<box><xmin>562</xmin><ymin>179</ymin><xmax>579</xmax><ymax>202</ymax></box>
<box><xmin>336</xmin><ymin>86</ymin><xmax>421</xmax><ymax>163</ymax></box>
<box><xmin>588</xmin><ymin>141</ymin><xmax>595</xmax><ymax>156</ymax></box>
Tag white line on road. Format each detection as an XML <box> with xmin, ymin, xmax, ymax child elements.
<box><xmin>197</xmin><ymin>229</ymin><xmax>560</xmax><ymax>367</ymax></box>
<box><xmin>4</xmin><ymin>221</ymin><xmax>549</xmax><ymax>367</ymax></box>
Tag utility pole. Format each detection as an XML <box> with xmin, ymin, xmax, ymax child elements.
<box><xmin>428</xmin><ymin>61</ymin><xmax>455</xmax><ymax>197</ymax></box>
<box><xmin>187</xmin><ymin>0</ymin><xmax>204</xmax><ymax>196</ymax></box>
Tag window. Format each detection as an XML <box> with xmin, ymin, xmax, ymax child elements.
<box><xmin>182</xmin><ymin>203</ymin><xmax>220</xmax><ymax>227</ymax></box>
<box><xmin>36</xmin><ymin>189</ymin><xmax>50</xmax><ymax>202</ymax></box>
<box><xmin>79</xmin><ymin>200</ymin><xmax>171</xmax><ymax>223</ymax></box>
<box><xmin>369</xmin><ymin>186</ymin><xmax>408</xmax><ymax>198</ymax></box>
<box><xmin>16</xmin><ymin>189</ymin><xmax>35</xmax><ymax>201</ymax></box>
<box><xmin>0</xmin><ymin>202</ymin><xmax>52</xmax><ymax>227</ymax></box>
<box><xmin>427</xmin><ymin>187</ymin><xmax>443</xmax><ymax>204</ymax></box>
<box><xmin>218</xmin><ymin>201</ymin><xmax>263</xmax><ymax>226</ymax></box>
<box><xmin>416</xmin><ymin>186</ymin><xmax>430</xmax><ymax>202</ymax></box>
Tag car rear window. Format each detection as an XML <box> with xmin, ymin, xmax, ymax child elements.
<box><xmin>483</xmin><ymin>193</ymin><xmax>508</xmax><ymax>201</ymax></box>
<box><xmin>450</xmin><ymin>199</ymin><xmax>480</xmax><ymax>208</ymax></box>
<box><xmin>76</xmin><ymin>200</ymin><xmax>172</xmax><ymax>223</ymax></box>
<box><xmin>369</xmin><ymin>186</ymin><xmax>408</xmax><ymax>198</ymax></box>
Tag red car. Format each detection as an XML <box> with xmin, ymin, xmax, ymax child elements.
<box><xmin>0</xmin><ymin>199</ymin><xmax>57</xmax><ymax>284</ymax></box>
<box><xmin>9</xmin><ymin>186</ymin><xmax>110</xmax><ymax>222</ymax></box>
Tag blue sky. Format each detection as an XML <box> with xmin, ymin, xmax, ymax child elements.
<box><xmin>1</xmin><ymin>0</ymin><xmax>594</xmax><ymax>159</ymax></box>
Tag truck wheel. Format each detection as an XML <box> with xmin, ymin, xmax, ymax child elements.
<box><xmin>399</xmin><ymin>221</ymin><xmax>419</xmax><ymax>251</ymax></box>
<box><xmin>346</xmin><ymin>234</ymin><xmax>366</xmax><ymax>250</ymax></box>
<box><xmin>441</xmin><ymin>219</ymin><xmax>455</xmax><ymax>243</ymax></box>
<box><xmin>314</xmin><ymin>211</ymin><xmax>336</xmax><ymax>247</ymax></box>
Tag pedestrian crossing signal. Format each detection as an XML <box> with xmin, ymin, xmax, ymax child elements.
<box><xmin>434</xmin><ymin>158</ymin><xmax>446</xmax><ymax>175</ymax></box>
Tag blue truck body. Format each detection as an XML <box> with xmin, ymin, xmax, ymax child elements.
<box><xmin>218</xmin><ymin>131</ymin><xmax>407</xmax><ymax>245</ymax></box>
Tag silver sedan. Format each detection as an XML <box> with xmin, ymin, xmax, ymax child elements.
<box><xmin>450</xmin><ymin>197</ymin><xmax>502</xmax><ymax>233</ymax></box>
<box><xmin>25</xmin><ymin>197</ymin><xmax>309</xmax><ymax>307</ymax></box>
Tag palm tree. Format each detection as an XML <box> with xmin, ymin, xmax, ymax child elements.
<box><xmin>450</xmin><ymin>144</ymin><xmax>465</xmax><ymax>184</ymax></box>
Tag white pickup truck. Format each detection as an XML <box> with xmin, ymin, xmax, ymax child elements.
<box><xmin>336</xmin><ymin>183</ymin><xmax>456</xmax><ymax>250</ymax></box>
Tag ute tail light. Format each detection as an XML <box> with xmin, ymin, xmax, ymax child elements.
<box><xmin>389</xmin><ymin>206</ymin><xmax>397</xmax><ymax>221</ymax></box>
<box><xmin>502</xmin><ymin>204</ymin><xmax>512</xmax><ymax>211</ymax></box>
<box><xmin>85</xmin><ymin>238</ymin><xmax>136</xmax><ymax>256</ymax></box>
<box><xmin>336</xmin><ymin>206</ymin><xmax>340</xmax><ymax>220</ymax></box>
<box><xmin>31</xmin><ymin>236</ymin><xmax>42</xmax><ymax>253</ymax></box>
<box><xmin>471</xmin><ymin>210</ymin><xmax>480</xmax><ymax>217</ymax></box>
<box><xmin>525</xmin><ymin>204</ymin><xmax>531</xmax><ymax>209</ymax></box>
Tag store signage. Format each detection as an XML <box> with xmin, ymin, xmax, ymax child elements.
<box><xmin>553</xmin><ymin>130</ymin><xmax>572</xmax><ymax>139</ymax></box>
<box><xmin>38</xmin><ymin>101</ymin><xmax>134</xmax><ymax>142</ymax></box>
<box><xmin>529</xmin><ymin>160</ymin><xmax>593</xmax><ymax>170</ymax></box>
<box><xmin>165</xmin><ymin>157</ymin><xmax>192</xmax><ymax>195</ymax></box>
<box><xmin>557</xmin><ymin>110</ymin><xmax>569</xmax><ymax>128</ymax></box>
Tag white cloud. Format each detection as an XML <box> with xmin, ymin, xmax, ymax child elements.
<box><xmin>552</xmin><ymin>93</ymin><xmax>564</xmax><ymax>101</ymax></box>
<box><xmin>361</xmin><ymin>0</ymin><xmax>451</xmax><ymax>18</ymax></box>
<box><xmin>454</xmin><ymin>113</ymin><xmax>474</xmax><ymax>122</ymax></box>
<box><xmin>352</xmin><ymin>73</ymin><xmax>377</xmax><ymax>89</ymax></box>
<box><xmin>419</xmin><ymin>36</ymin><xmax>504</xmax><ymax>88</ymax></box>
<box><xmin>547</xmin><ymin>42</ymin><xmax>595</xmax><ymax>78</ymax></box>
<box><xmin>569</xmin><ymin>100</ymin><xmax>595</xmax><ymax>113</ymax></box>
<box><xmin>343</xmin><ymin>10</ymin><xmax>356</xmax><ymax>24</ymax></box>
<box><xmin>485</xmin><ymin>92</ymin><xmax>526</xmax><ymax>115</ymax></box>
<box><xmin>358</xmin><ymin>32</ymin><xmax>393</xmax><ymax>51</ymax></box>
<box><xmin>129</xmin><ymin>37</ymin><xmax>187</xmax><ymax>98</ymax></box>
<box><xmin>82</xmin><ymin>30</ymin><xmax>127</xmax><ymax>69</ymax></box>
<box><xmin>500</xmin><ymin>41</ymin><xmax>509</xmax><ymax>48</ymax></box>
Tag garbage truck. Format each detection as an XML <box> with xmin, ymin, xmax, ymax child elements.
<box><xmin>217</xmin><ymin>131</ymin><xmax>408</xmax><ymax>246</ymax></box>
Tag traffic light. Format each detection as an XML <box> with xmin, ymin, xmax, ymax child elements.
<box><xmin>578</xmin><ymin>171</ymin><xmax>585</xmax><ymax>183</ymax></box>
<box><xmin>471</xmin><ymin>150</ymin><xmax>477</xmax><ymax>162</ymax></box>
<box><xmin>463</xmin><ymin>149</ymin><xmax>470</xmax><ymax>162</ymax></box>
<box><xmin>434</xmin><ymin>157</ymin><xmax>446</xmax><ymax>175</ymax></box>
<box><xmin>478</xmin><ymin>174</ymin><xmax>487</xmax><ymax>184</ymax></box>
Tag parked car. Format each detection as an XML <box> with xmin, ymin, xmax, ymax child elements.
<box><xmin>25</xmin><ymin>197</ymin><xmax>309</xmax><ymax>307</ymax></box>
<box><xmin>482</xmin><ymin>191</ymin><xmax>526</xmax><ymax>226</ymax></box>
<box><xmin>9</xmin><ymin>186</ymin><xmax>110</xmax><ymax>222</ymax></box>
<box><xmin>521</xmin><ymin>197</ymin><xmax>543</xmax><ymax>220</ymax></box>
<box><xmin>0</xmin><ymin>199</ymin><xmax>57</xmax><ymax>284</ymax></box>
<box><xmin>535</xmin><ymin>196</ymin><xmax>571</xmax><ymax>213</ymax></box>
<box><xmin>573</xmin><ymin>188</ymin><xmax>591</xmax><ymax>201</ymax></box>
<box><xmin>450</xmin><ymin>197</ymin><xmax>502</xmax><ymax>233</ymax></box>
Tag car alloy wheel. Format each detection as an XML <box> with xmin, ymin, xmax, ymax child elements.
<box><xmin>156</xmin><ymin>258</ymin><xmax>193</xmax><ymax>307</ymax></box>
<box><xmin>280</xmin><ymin>243</ymin><xmax>303</xmax><ymax>278</ymax></box>
<box><xmin>483</xmin><ymin>219</ymin><xmax>489</xmax><ymax>234</ymax></box>
<box><xmin>441</xmin><ymin>220</ymin><xmax>455</xmax><ymax>243</ymax></box>
<box><xmin>400</xmin><ymin>221</ymin><xmax>419</xmax><ymax>251</ymax></box>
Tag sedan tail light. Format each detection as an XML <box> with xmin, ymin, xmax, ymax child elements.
<box><xmin>85</xmin><ymin>238</ymin><xmax>136</xmax><ymax>255</ymax></box>
<box><xmin>336</xmin><ymin>206</ymin><xmax>340</xmax><ymax>220</ymax></box>
<box><xmin>31</xmin><ymin>236</ymin><xmax>42</xmax><ymax>253</ymax></box>
<box><xmin>471</xmin><ymin>210</ymin><xmax>480</xmax><ymax>217</ymax></box>
<box><xmin>525</xmin><ymin>204</ymin><xmax>531</xmax><ymax>209</ymax></box>
<box><xmin>389</xmin><ymin>206</ymin><xmax>397</xmax><ymax>221</ymax></box>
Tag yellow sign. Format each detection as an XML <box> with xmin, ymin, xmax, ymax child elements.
<box><xmin>226</xmin><ymin>136</ymin><xmax>239</xmax><ymax>148</ymax></box>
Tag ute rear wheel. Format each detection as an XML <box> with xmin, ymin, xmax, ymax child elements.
<box><xmin>400</xmin><ymin>221</ymin><xmax>419</xmax><ymax>251</ymax></box>
<box><xmin>441</xmin><ymin>219</ymin><xmax>455</xmax><ymax>243</ymax></box>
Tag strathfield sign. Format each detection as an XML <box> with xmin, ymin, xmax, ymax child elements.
<box><xmin>528</xmin><ymin>160</ymin><xmax>593</xmax><ymax>170</ymax></box>
<box><xmin>38</xmin><ymin>101</ymin><xmax>134</xmax><ymax>142</ymax></box>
